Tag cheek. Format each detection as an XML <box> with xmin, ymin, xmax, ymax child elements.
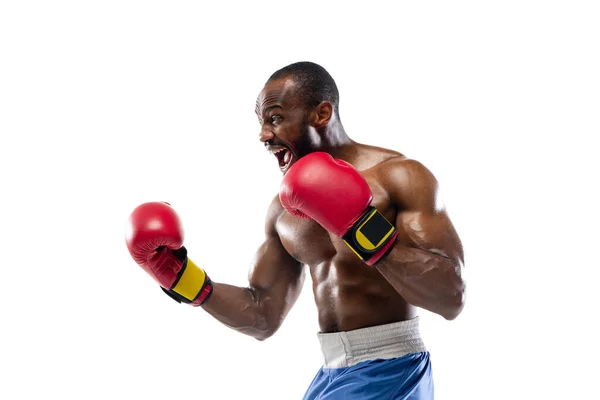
<box><xmin>277</xmin><ymin>118</ymin><xmax>312</xmax><ymax>151</ymax></box>
<box><xmin>277</xmin><ymin>124</ymin><xmax>303</xmax><ymax>143</ymax></box>
<box><xmin>291</xmin><ymin>126</ymin><xmax>312</xmax><ymax>150</ymax></box>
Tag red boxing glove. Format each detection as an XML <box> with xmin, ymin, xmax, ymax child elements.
<box><xmin>125</xmin><ymin>202</ymin><xmax>212</xmax><ymax>306</ymax></box>
<box><xmin>279</xmin><ymin>152</ymin><xmax>398</xmax><ymax>266</ymax></box>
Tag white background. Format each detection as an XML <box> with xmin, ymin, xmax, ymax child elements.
<box><xmin>1</xmin><ymin>1</ymin><xmax>599</xmax><ymax>399</ymax></box>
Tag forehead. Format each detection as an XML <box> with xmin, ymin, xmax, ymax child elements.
<box><xmin>255</xmin><ymin>77</ymin><xmax>300</xmax><ymax>113</ymax></box>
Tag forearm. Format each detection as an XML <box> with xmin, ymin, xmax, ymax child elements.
<box><xmin>375</xmin><ymin>246</ymin><xmax>465</xmax><ymax>320</ymax></box>
<box><xmin>200</xmin><ymin>282</ymin><xmax>273</xmax><ymax>340</ymax></box>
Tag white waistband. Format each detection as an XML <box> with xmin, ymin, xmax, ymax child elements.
<box><xmin>317</xmin><ymin>317</ymin><xmax>426</xmax><ymax>369</ymax></box>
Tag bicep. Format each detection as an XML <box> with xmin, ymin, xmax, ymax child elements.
<box><xmin>385</xmin><ymin>159</ymin><xmax>464</xmax><ymax>263</ymax></box>
<box><xmin>397</xmin><ymin>209</ymin><xmax>464</xmax><ymax>263</ymax></box>
<box><xmin>248</xmin><ymin>234</ymin><xmax>305</xmax><ymax>295</ymax></box>
<box><xmin>246</xmin><ymin>202</ymin><xmax>305</xmax><ymax>328</ymax></box>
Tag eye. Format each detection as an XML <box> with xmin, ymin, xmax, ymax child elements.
<box><xmin>270</xmin><ymin>115</ymin><xmax>283</xmax><ymax>125</ymax></box>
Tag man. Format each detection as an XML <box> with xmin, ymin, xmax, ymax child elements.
<box><xmin>126</xmin><ymin>62</ymin><xmax>465</xmax><ymax>399</ymax></box>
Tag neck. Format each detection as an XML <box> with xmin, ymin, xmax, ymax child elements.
<box><xmin>314</xmin><ymin>118</ymin><xmax>356</xmax><ymax>158</ymax></box>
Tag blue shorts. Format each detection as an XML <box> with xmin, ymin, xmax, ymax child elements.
<box><xmin>302</xmin><ymin>318</ymin><xmax>433</xmax><ymax>400</ymax></box>
<box><xmin>302</xmin><ymin>352</ymin><xmax>433</xmax><ymax>400</ymax></box>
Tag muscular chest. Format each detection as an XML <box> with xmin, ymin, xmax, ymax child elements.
<box><xmin>275</xmin><ymin>177</ymin><xmax>396</xmax><ymax>267</ymax></box>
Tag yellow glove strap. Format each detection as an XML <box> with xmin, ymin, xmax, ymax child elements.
<box><xmin>172</xmin><ymin>258</ymin><xmax>206</xmax><ymax>301</ymax></box>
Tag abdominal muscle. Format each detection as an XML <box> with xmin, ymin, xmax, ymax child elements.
<box><xmin>276</xmin><ymin>200</ymin><xmax>415</xmax><ymax>333</ymax></box>
<box><xmin>309</xmin><ymin>256</ymin><xmax>417</xmax><ymax>333</ymax></box>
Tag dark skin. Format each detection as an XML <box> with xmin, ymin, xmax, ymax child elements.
<box><xmin>201</xmin><ymin>77</ymin><xmax>465</xmax><ymax>339</ymax></box>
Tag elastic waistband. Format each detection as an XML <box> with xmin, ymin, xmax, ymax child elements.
<box><xmin>317</xmin><ymin>317</ymin><xmax>426</xmax><ymax>369</ymax></box>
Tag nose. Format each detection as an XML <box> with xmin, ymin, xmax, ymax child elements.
<box><xmin>259</xmin><ymin>126</ymin><xmax>274</xmax><ymax>143</ymax></box>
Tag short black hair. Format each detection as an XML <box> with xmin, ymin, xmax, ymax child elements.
<box><xmin>267</xmin><ymin>61</ymin><xmax>340</xmax><ymax>118</ymax></box>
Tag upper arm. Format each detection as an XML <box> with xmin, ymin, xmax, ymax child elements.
<box><xmin>382</xmin><ymin>159</ymin><xmax>464</xmax><ymax>265</ymax></box>
<box><xmin>247</xmin><ymin>197</ymin><xmax>305</xmax><ymax>332</ymax></box>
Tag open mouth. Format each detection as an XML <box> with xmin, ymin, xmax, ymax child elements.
<box><xmin>270</xmin><ymin>145</ymin><xmax>294</xmax><ymax>172</ymax></box>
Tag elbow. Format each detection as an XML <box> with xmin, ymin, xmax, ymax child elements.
<box><xmin>444</xmin><ymin>263</ymin><xmax>466</xmax><ymax>320</ymax></box>
<box><xmin>252</xmin><ymin>322</ymin><xmax>281</xmax><ymax>341</ymax></box>
<box><xmin>443</xmin><ymin>303</ymin><xmax>464</xmax><ymax>321</ymax></box>
<box><xmin>254</xmin><ymin>329</ymin><xmax>275</xmax><ymax>341</ymax></box>
<box><xmin>245</xmin><ymin>289</ymin><xmax>279</xmax><ymax>341</ymax></box>
<box><xmin>443</xmin><ymin>283</ymin><xmax>466</xmax><ymax>321</ymax></box>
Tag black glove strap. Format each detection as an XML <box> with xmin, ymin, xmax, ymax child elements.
<box><xmin>161</xmin><ymin>286</ymin><xmax>184</xmax><ymax>303</ymax></box>
<box><xmin>342</xmin><ymin>206</ymin><xmax>396</xmax><ymax>263</ymax></box>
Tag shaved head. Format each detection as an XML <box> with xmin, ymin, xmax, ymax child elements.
<box><xmin>267</xmin><ymin>61</ymin><xmax>340</xmax><ymax>118</ymax></box>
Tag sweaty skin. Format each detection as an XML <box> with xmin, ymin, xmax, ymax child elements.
<box><xmin>201</xmin><ymin>77</ymin><xmax>465</xmax><ymax>338</ymax></box>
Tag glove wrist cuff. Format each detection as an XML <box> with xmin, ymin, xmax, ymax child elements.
<box><xmin>161</xmin><ymin>275</ymin><xmax>213</xmax><ymax>306</ymax></box>
<box><xmin>342</xmin><ymin>206</ymin><xmax>398</xmax><ymax>266</ymax></box>
<box><xmin>162</xmin><ymin>248</ymin><xmax>213</xmax><ymax>306</ymax></box>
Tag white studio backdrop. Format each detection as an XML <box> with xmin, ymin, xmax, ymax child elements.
<box><xmin>1</xmin><ymin>1</ymin><xmax>598</xmax><ymax>399</ymax></box>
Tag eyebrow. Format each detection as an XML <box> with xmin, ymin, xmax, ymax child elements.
<box><xmin>256</xmin><ymin>104</ymin><xmax>282</xmax><ymax>117</ymax></box>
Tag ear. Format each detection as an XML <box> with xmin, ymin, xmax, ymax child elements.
<box><xmin>310</xmin><ymin>101</ymin><xmax>333</xmax><ymax>128</ymax></box>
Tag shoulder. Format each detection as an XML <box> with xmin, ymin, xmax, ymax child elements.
<box><xmin>354</xmin><ymin>143</ymin><xmax>405</xmax><ymax>171</ymax></box>
<box><xmin>264</xmin><ymin>194</ymin><xmax>286</xmax><ymax>234</ymax></box>
<box><xmin>377</xmin><ymin>156</ymin><xmax>438</xmax><ymax>185</ymax></box>
<box><xmin>375</xmin><ymin>156</ymin><xmax>440</xmax><ymax>210</ymax></box>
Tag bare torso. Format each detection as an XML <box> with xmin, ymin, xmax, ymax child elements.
<box><xmin>273</xmin><ymin>144</ymin><xmax>417</xmax><ymax>333</ymax></box>
<box><xmin>201</xmin><ymin>73</ymin><xmax>464</xmax><ymax>340</ymax></box>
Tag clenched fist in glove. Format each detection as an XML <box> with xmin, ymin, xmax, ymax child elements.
<box><xmin>279</xmin><ymin>152</ymin><xmax>398</xmax><ymax>266</ymax></box>
<box><xmin>125</xmin><ymin>202</ymin><xmax>212</xmax><ymax>306</ymax></box>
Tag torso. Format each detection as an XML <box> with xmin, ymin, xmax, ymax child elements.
<box><xmin>274</xmin><ymin>144</ymin><xmax>418</xmax><ymax>333</ymax></box>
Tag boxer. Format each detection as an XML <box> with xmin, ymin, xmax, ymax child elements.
<box><xmin>126</xmin><ymin>62</ymin><xmax>465</xmax><ymax>399</ymax></box>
